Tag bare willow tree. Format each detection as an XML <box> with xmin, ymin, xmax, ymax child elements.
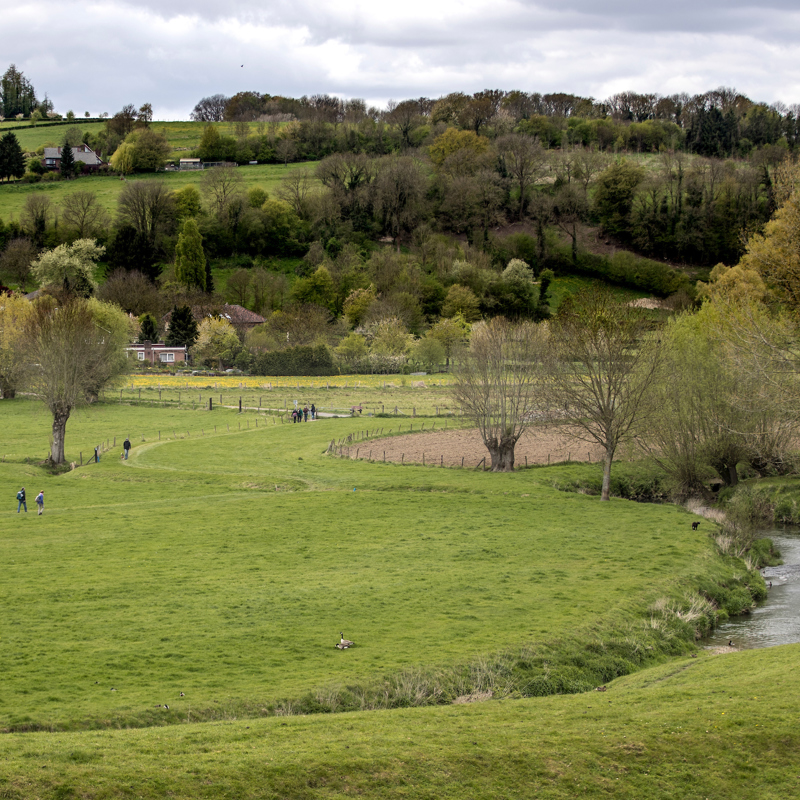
<box><xmin>544</xmin><ymin>289</ymin><xmax>661</xmax><ymax>500</ymax></box>
<box><xmin>22</xmin><ymin>298</ymin><xmax>131</xmax><ymax>465</ymax></box>
<box><xmin>452</xmin><ymin>316</ymin><xmax>545</xmax><ymax>472</ymax></box>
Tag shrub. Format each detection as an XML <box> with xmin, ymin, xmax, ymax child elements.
<box><xmin>253</xmin><ymin>344</ymin><xmax>338</xmax><ymax>376</ymax></box>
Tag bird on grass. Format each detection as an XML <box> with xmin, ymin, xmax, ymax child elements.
<box><xmin>336</xmin><ymin>633</ymin><xmax>355</xmax><ymax>649</ymax></box>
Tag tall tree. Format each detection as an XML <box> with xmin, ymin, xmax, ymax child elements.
<box><xmin>165</xmin><ymin>305</ymin><xmax>199</xmax><ymax>348</ymax></box>
<box><xmin>543</xmin><ymin>289</ymin><xmax>662</xmax><ymax>501</ymax></box>
<box><xmin>116</xmin><ymin>180</ymin><xmax>176</xmax><ymax>249</ymax></box>
<box><xmin>1</xmin><ymin>64</ymin><xmax>37</xmax><ymax>118</ymax></box>
<box><xmin>0</xmin><ymin>293</ymin><xmax>33</xmax><ymax>398</ymax></box>
<box><xmin>175</xmin><ymin>218</ymin><xmax>206</xmax><ymax>290</ymax></box>
<box><xmin>0</xmin><ymin>131</ymin><xmax>26</xmax><ymax>182</ymax></box>
<box><xmin>496</xmin><ymin>133</ymin><xmax>547</xmax><ymax>219</ymax></box>
<box><xmin>59</xmin><ymin>140</ymin><xmax>75</xmax><ymax>178</ymax></box>
<box><xmin>60</xmin><ymin>191</ymin><xmax>110</xmax><ymax>239</ymax></box>
<box><xmin>452</xmin><ymin>316</ymin><xmax>545</xmax><ymax>471</ymax></box>
<box><xmin>138</xmin><ymin>312</ymin><xmax>158</xmax><ymax>343</ymax></box>
<box><xmin>21</xmin><ymin>297</ymin><xmax>132</xmax><ymax>464</ymax></box>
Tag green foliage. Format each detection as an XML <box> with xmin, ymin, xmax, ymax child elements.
<box><xmin>0</xmin><ymin>130</ymin><xmax>25</xmax><ymax>181</ymax></box>
<box><xmin>138</xmin><ymin>312</ymin><xmax>158</xmax><ymax>343</ymax></box>
<box><xmin>172</xmin><ymin>184</ymin><xmax>202</xmax><ymax>219</ymax></box>
<box><xmin>165</xmin><ymin>304</ymin><xmax>198</xmax><ymax>348</ymax></box>
<box><xmin>593</xmin><ymin>159</ymin><xmax>646</xmax><ymax>236</ymax></box>
<box><xmin>551</xmin><ymin>245</ymin><xmax>693</xmax><ymax>297</ymax></box>
<box><xmin>175</xmin><ymin>218</ymin><xmax>206</xmax><ymax>290</ymax></box>
<box><xmin>59</xmin><ymin>139</ymin><xmax>75</xmax><ymax>177</ymax></box>
<box><xmin>31</xmin><ymin>238</ymin><xmax>103</xmax><ymax>296</ymax></box>
<box><xmin>253</xmin><ymin>343</ymin><xmax>337</xmax><ymax>375</ymax></box>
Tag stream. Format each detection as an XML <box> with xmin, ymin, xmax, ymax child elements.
<box><xmin>704</xmin><ymin>528</ymin><xmax>800</xmax><ymax>650</ymax></box>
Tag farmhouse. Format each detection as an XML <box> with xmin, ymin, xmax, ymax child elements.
<box><xmin>126</xmin><ymin>341</ymin><xmax>188</xmax><ymax>364</ymax></box>
<box><xmin>162</xmin><ymin>303</ymin><xmax>266</xmax><ymax>338</ymax></box>
<box><xmin>42</xmin><ymin>144</ymin><xmax>106</xmax><ymax>171</ymax></box>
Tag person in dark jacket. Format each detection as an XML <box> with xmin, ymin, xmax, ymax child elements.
<box><xmin>123</xmin><ymin>437</ymin><xmax>131</xmax><ymax>460</ymax></box>
<box><xmin>17</xmin><ymin>487</ymin><xmax>27</xmax><ymax>513</ymax></box>
<box><xmin>310</xmin><ymin>403</ymin><xmax>316</xmax><ymax>420</ymax></box>
<box><xmin>303</xmin><ymin>406</ymin><xmax>309</xmax><ymax>422</ymax></box>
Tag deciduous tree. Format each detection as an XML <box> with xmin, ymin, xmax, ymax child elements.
<box><xmin>452</xmin><ymin>316</ymin><xmax>545</xmax><ymax>471</ymax></box>
<box><xmin>60</xmin><ymin>191</ymin><xmax>110</xmax><ymax>239</ymax></box>
<box><xmin>31</xmin><ymin>239</ymin><xmax>104</xmax><ymax>297</ymax></box>
<box><xmin>175</xmin><ymin>219</ymin><xmax>206</xmax><ymax>290</ymax></box>
<box><xmin>21</xmin><ymin>297</ymin><xmax>132</xmax><ymax>464</ymax></box>
<box><xmin>0</xmin><ymin>293</ymin><xmax>33</xmax><ymax>398</ymax></box>
<box><xmin>543</xmin><ymin>289</ymin><xmax>661</xmax><ymax>500</ymax></box>
<box><xmin>0</xmin><ymin>237</ymin><xmax>37</xmax><ymax>289</ymax></box>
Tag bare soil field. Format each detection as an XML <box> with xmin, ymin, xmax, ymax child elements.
<box><xmin>342</xmin><ymin>425</ymin><xmax>606</xmax><ymax>468</ymax></box>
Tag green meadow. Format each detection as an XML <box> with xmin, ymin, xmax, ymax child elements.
<box><xmin>0</xmin><ymin>392</ymin><xmax>792</xmax><ymax>798</ymax></box>
<box><xmin>0</xmin><ymin>161</ymin><xmax>316</xmax><ymax>221</ymax></box>
<box><xmin>0</xmin><ymin>119</ymin><xmax>262</xmax><ymax>158</ymax></box>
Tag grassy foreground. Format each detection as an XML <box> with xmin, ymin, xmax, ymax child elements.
<box><xmin>0</xmin><ymin>393</ymin><xmax>784</xmax><ymax>797</ymax></box>
<box><xmin>0</xmin><ymin>644</ymin><xmax>797</xmax><ymax>799</ymax></box>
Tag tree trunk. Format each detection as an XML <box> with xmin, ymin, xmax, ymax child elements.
<box><xmin>0</xmin><ymin>376</ymin><xmax>16</xmax><ymax>399</ymax></box>
<box><xmin>601</xmin><ymin>448</ymin><xmax>614</xmax><ymax>501</ymax></box>
<box><xmin>486</xmin><ymin>435</ymin><xmax>517</xmax><ymax>472</ymax></box>
<box><xmin>50</xmin><ymin>407</ymin><xmax>71</xmax><ymax>465</ymax></box>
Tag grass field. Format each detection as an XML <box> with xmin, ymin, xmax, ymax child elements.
<box><xmin>0</xmin><ymin>391</ymin><xmax>788</xmax><ymax>797</ymax></box>
<box><xmin>0</xmin><ymin>119</ymin><xmax>269</xmax><ymax>158</ymax></box>
<box><xmin>0</xmin><ymin>644</ymin><xmax>797</xmax><ymax>798</ymax></box>
<box><xmin>0</xmin><ymin>161</ymin><xmax>318</xmax><ymax>221</ymax></box>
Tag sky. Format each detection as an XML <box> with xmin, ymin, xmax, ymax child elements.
<box><xmin>3</xmin><ymin>0</ymin><xmax>800</xmax><ymax>120</ymax></box>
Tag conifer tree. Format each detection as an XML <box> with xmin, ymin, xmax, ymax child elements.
<box><xmin>0</xmin><ymin>131</ymin><xmax>25</xmax><ymax>182</ymax></box>
<box><xmin>165</xmin><ymin>305</ymin><xmax>199</xmax><ymax>348</ymax></box>
<box><xmin>138</xmin><ymin>312</ymin><xmax>158</xmax><ymax>343</ymax></box>
<box><xmin>59</xmin><ymin>139</ymin><xmax>75</xmax><ymax>177</ymax></box>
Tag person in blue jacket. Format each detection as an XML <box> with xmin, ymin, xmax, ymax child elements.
<box><xmin>16</xmin><ymin>487</ymin><xmax>27</xmax><ymax>513</ymax></box>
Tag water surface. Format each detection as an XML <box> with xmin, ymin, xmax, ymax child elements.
<box><xmin>704</xmin><ymin>528</ymin><xmax>800</xmax><ymax>650</ymax></box>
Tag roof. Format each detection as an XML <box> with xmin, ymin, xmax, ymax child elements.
<box><xmin>162</xmin><ymin>304</ymin><xmax>266</xmax><ymax>327</ymax></box>
<box><xmin>42</xmin><ymin>145</ymin><xmax>104</xmax><ymax>166</ymax></box>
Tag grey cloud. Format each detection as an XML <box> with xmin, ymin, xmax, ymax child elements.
<box><xmin>2</xmin><ymin>1</ymin><xmax>799</xmax><ymax>119</ymax></box>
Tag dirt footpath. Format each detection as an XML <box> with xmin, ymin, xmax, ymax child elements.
<box><xmin>342</xmin><ymin>426</ymin><xmax>606</xmax><ymax>467</ymax></box>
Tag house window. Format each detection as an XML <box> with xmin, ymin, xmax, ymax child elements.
<box><xmin>159</xmin><ymin>353</ymin><xmax>175</xmax><ymax>362</ymax></box>
<box><xmin>137</xmin><ymin>352</ymin><xmax>145</xmax><ymax>360</ymax></box>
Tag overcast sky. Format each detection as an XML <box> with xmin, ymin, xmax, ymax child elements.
<box><xmin>3</xmin><ymin>0</ymin><xmax>800</xmax><ymax>120</ymax></box>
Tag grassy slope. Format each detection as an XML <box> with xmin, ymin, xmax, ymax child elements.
<box><xmin>0</xmin><ymin>161</ymin><xmax>317</xmax><ymax>220</ymax></box>
<box><xmin>0</xmin><ymin>645</ymin><xmax>797</xmax><ymax>798</ymax></box>
<box><xmin>1</xmin><ymin>120</ymin><xmax>265</xmax><ymax>157</ymax></box>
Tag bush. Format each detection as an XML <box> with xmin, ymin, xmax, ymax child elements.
<box><xmin>548</xmin><ymin>244</ymin><xmax>694</xmax><ymax>297</ymax></box>
<box><xmin>253</xmin><ymin>344</ymin><xmax>338</xmax><ymax>376</ymax></box>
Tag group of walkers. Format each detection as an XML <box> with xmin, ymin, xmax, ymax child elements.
<box><xmin>291</xmin><ymin>403</ymin><xmax>316</xmax><ymax>423</ymax></box>
<box><xmin>16</xmin><ymin>487</ymin><xmax>44</xmax><ymax>515</ymax></box>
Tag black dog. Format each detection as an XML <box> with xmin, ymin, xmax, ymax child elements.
<box><xmin>691</xmin><ymin>521</ymin><xmax>700</xmax><ymax>530</ymax></box>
